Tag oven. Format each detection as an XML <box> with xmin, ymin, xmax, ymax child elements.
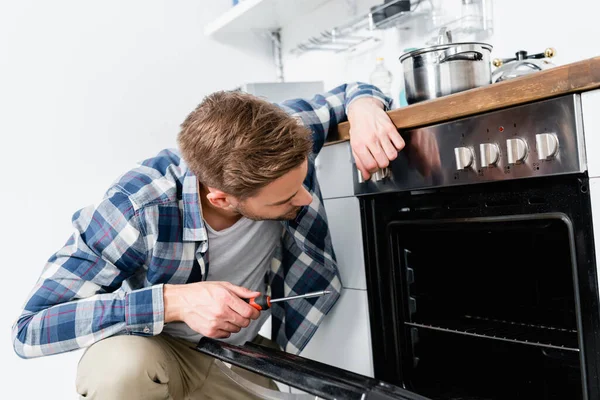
<box><xmin>194</xmin><ymin>93</ymin><xmax>600</xmax><ymax>400</ymax></box>
<box><xmin>358</xmin><ymin>93</ymin><xmax>600</xmax><ymax>400</ymax></box>
<box><xmin>362</xmin><ymin>178</ymin><xmax>597</xmax><ymax>399</ymax></box>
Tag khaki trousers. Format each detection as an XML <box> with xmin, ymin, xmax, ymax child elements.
<box><xmin>76</xmin><ymin>334</ymin><xmax>279</xmax><ymax>400</ymax></box>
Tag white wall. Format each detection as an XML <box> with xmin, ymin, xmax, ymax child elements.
<box><xmin>0</xmin><ymin>1</ymin><xmax>274</xmax><ymax>398</ymax></box>
<box><xmin>282</xmin><ymin>0</ymin><xmax>600</xmax><ymax>106</ymax></box>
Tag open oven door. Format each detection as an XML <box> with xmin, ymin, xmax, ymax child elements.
<box><xmin>195</xmin><ymin>337</ymin><xmax>430</xmax><ymax>400</ymax></box>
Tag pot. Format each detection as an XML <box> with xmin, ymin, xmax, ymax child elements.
<box><xmin>399</xmin><ymin>33</ymin><xmax>493</xmax><ymax>104</ymax></box>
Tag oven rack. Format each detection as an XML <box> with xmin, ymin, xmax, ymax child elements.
<box><xmin>406</xmin><ymin>315</ymin><xmax>579</xmax><ymax>352</ymax></box>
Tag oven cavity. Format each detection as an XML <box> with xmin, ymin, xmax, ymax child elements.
<box><xmin>391</xmin><ymin>216</ymin><xmax>582</xmax><ymax>400</ymax></box>
<box><xmin>389</xmin><ymin>214</ymin><xmax>581</xmax><ymax>400</ymax></box>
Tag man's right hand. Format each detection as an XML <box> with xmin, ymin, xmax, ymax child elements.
<box><xmin>163</xmin><ymin>282</ymin><xmax>261</xmax><ymax>339</ymax></box>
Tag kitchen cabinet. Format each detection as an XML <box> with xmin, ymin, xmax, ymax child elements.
<box><xmin>204</xmin><ymin>0</ymin><xmax>333</xmax><ymax>39</ymax></box>
<box><xmin>315</xmin><ymin>141</ymin><xmax>355</xmax><ymax>199</ymax></box>
<box><xmin>324</xmin><ymin>197</ymin><xmax>367</xmax><ymax>290</ymax></box>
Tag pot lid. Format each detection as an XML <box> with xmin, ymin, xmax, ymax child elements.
<box><xmin>399</xmin><ymin>42</ymin><xmax>493</xmax><ymax>63</ymax></box>
<box><xmin>492</xmin><ymin>59</ymin><xmax>554</xmax><ymax>82</ymax></box>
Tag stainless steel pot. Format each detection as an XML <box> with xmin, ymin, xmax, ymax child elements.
<box><xmin>399</xmin><ymin>39</ymin><xmax>493</xmax><ymax>104</ymax></box>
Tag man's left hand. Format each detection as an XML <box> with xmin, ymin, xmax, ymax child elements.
<box><xmin>347</xmin><ymin>98</ymin><xmax>404</xmax><ymax>181</ymax></box>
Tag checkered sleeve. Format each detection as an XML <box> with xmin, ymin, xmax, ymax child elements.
<box><xmin>11</xmin><ymin>186</ymin><xmax>164</xmax><ymax>359</ymax></box>
<box><xmin>278</xmin><ymin>82</ymin><xmax>393</xmax><ymax>155</ymax></box>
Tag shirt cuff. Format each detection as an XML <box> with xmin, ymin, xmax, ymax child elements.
<box><xmin>125</xmin><ymin>284</ymin><xmax>165</xmax><ymax>336</ymax></box>
<box><xmin>345</xmin><ymin>84</ymin><xmax>394</xmax><ymax>113</ymax></box>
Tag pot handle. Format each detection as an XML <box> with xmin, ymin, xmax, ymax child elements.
<box><xmin>437</xmin><ymin>27</ymin><xmax>452</xmax><ymax>45</ymax></box>
<box><xmin>439</xmin><ymin>50</ymin><xmax>484</xmax><ymax>63</ymax></box>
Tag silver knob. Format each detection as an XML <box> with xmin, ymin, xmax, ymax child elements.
<box><xmin>454</xmin><ymin>147</ymin><xmax>474</xmax><ymax>170</ymax></box>
<box><xmin>357</xmin><ymin>168</ymin><xmax>365</xmax><ymax>183</ymax></box>
<box><xmin>536</xmin><ymin>133</ymin><xmax>559</xmax><ymax>160</ymax></box>
<box><xmin>506</xmin><ymin>138</ymin><xmax>528</xmax><ymax>165</ymax></box>
<box><xmin>479</xmin><ymin>143</ymin><xmax>500</xmax><ymax>167</ymax></box>
<box><xmin>372</xmin><ymin>167</ymin><xmax>390</xmax><ymax>182</ymax></box>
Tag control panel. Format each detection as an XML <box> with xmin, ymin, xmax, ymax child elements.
<box><xmin>354</xmin><ymin>94</ymin><xmax>586</xmax><ymax>195</ymax></box>
<box><xmin>454</xmin><ymin>133</ymin><xmax>561</xmax><ymax>172</ymax></box>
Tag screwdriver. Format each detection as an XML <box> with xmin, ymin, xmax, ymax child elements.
<box><xmin>244</xmin><ymin>290</ymin><xmax>331</xmax><ymax>311</ymax></box>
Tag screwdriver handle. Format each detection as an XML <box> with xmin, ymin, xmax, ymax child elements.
<box><xmin>244</xmin><ymin>294</ymin><xmax>271</xmax><ymax>311</ymax></box>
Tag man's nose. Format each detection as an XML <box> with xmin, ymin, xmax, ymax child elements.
<box><xmin>292</xmin><ymin>186</ymin><xmax>312</xmax><ymax>207</ymax></box>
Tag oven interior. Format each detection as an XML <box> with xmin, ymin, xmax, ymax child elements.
<box><xmin>391</xmin><ymin>216</ymin><xmax>583</xmax><ymax>400</ymax></box>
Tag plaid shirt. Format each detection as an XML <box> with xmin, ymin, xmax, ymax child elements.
<box><xmin>12</xmin><ymin>82</ymin><xmax>391</xmax><ymax>358</ymax></box>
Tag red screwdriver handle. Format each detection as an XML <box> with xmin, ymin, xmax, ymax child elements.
<box><xmin>245</xmin><ymin>294</ymin><xmax>271</xmax><ymax>311</ymax></box>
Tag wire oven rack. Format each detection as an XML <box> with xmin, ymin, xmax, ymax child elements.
<box><xmin>405</xmin><ymin>315</ymin><xmax>579</xmax><ymax>352</ymax></box>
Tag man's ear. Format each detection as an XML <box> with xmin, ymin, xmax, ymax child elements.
<box><xmin>205</xmin><ymin>188</ymin><xmax>236</xmax><ymax>210</ymax></box>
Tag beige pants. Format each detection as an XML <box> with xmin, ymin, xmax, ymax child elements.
<box><xmin>76</xmin><ymin>334</ymin><xmax>280</xmax><ymax>400</ymax></box>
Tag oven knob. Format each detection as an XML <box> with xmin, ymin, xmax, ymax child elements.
<box><xmin>506</xmin><ymin>138</ymin><xmax>528</xmax><ymax>165</ymax></box>
<box><xmin>479</xmin><ymin>143</ymin><xmax>500</xmax><ymax>167</ymax></box>
<box><xmin>536</xmin><ymin>133</ymin><xmax>559</xmax><ymax>160</ymax></box>
<box><xmin>372</xmin><ymin>167</ymin><xmax>390</xmax><ymax>182</ymax></box>
<box><xmin>357</xmin><ymin>168</ymin><xmax>365</xmax><ymax>183</ymax></box>
<box><xmin>454</xmin><ymin>147</ymin><xmax>474</xmax><ymax>170</ymax></box>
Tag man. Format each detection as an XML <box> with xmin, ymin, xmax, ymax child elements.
<box><xmin>12</xmin><ymin>82</ymin><xmax>403</xmax><ymax>399</ymax></box>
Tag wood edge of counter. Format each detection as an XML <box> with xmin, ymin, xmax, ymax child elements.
<box><xmin>327</xmin><ymin>56</ymin><xmax>600</xmax><ymax>147</ymax></box>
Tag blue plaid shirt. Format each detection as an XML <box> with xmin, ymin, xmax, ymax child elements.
<box><xmin>12</xmin><ymin>82</ymin><xmax>391</xmax><ymax>358</ymax></box>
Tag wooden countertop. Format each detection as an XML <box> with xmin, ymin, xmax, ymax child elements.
<box><xmin>328</xmin><ymin>56</ymin><xmax>600</xmax><ymax>145</ymax></box>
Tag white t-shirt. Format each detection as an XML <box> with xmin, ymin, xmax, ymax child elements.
<box><xmin>162</xmin><ymin>217</ymin><xmax>282</xmax><ymax>345</ymax></box>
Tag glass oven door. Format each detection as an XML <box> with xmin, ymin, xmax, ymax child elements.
<box><xmin>391</xmin><ymin>214</ymin><xmax>583</xmax><ymax>400</ymax></box>
<box><xmin>360</xmin><ymin>175</ymin><xmax>600</xmax><ymax>400</ymax></box>
<box><xmin>195</xmin><ymin>337</ymin><xmax>431</xmax><ymax>400</ymax></box>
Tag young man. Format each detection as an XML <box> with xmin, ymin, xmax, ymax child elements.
<box><xmin>12</xmin><ymin>82</ymin><xmax>403</xmax><ymax>399</ymax></box>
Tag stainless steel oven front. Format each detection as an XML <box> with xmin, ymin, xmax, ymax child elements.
<box><xmin>357</xmin><ymin>94</ymin><xmax>600</xmax><ymax>400</ymax></box>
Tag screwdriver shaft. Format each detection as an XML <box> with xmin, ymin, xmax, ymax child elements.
<box><xmin>270</xmin><ymin>290</ymin><xmax>331</xmax><ymax>304</ymax></box>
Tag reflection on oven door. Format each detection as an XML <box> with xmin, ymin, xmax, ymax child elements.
<box><xmin>195</xmin><ymin>337</ymin><xmax>430</xmax><ymax>400</ymax></box>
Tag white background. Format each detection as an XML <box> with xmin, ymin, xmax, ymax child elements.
<box><xmin>0</xmin><ymin>1</ymin><xmax>274</xmax><ymax>398</ymax></box>
<box><xmin>2</xmin><ymin>0</ymin><xmax>600</xmax><ymax>398</ymax></box>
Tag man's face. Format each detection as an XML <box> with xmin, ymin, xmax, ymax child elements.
<box><xmin>234</xmin><ymin>159</ymin><xmax>312</xmax><ymax>221</ymax></box>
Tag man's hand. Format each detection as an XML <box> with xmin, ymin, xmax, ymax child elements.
<box><xmin>163</xmin><ymin>282</ymin><xmax>261</xmax><ymax>339</ymax></box>
<box><xmin>347</xmin><ymin>97</ymin><xmax>404</xmax><ymax>180</ymax></box>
